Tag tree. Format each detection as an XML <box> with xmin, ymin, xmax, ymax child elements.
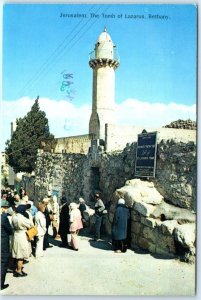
<box><xmin>5</xmin><ymin>97</ymin><xmax>54</xmax><ymax>173</ymax></box>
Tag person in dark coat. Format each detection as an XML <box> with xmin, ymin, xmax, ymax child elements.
<box><xmin>1</xmin><ymin>199</ymin><xmax>13</xmax><ymax>290</ymax></box>
<box><xmin>112</xmin><ymin>198</ymin><xmax>130</xmax><ymax>253</ymax></box>
<box><xmin>58</xmin><ymin>197</ymin><xmax>70</xmax><ymax>247</ymax></box>
<box><xmin>6</xmin><ymin>191</ymin><xmax>15</xmax><ymax>207</ymax></box>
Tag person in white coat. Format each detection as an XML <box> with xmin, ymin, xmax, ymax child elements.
<box><xmin>12</xmin><ymin>205</ymin><xmax>33</xmax><ymax>277</ymax></box>
<box><xmin>34</xmin><ymin>203</ymin><xmax>46</xmax><ymax>258</ymax></box>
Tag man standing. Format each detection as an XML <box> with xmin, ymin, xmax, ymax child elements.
<box><xmin>1</xmin><ymin>199</ymin><xmax>13</xmax><ymax>290</ymax></box>
<box><xmin>93</xmin><ymin>193</ymin><xmax>105</xmax><ymax>241</ymax></box>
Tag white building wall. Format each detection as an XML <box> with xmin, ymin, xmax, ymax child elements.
<box><xmin>105</xmin><ymin>124</ymin><xmax>196</xmax><ymax>152</ymax></box>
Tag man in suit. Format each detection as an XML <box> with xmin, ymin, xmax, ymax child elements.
<box><xmin>1</xmin><ymin>199</ymin><xmax>13</xmax><ymax>290</ymax></box>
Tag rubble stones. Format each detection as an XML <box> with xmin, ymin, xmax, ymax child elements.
<box><xmin>164</xmin><ymin>119</ymin><xmax>196</xmax><ymax>130</ymax></box>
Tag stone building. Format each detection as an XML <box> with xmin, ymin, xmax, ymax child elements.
<box><xmin>23</xmin><ymin>28</ymin><xmax>196</xmax><ymax>262</ymax></box>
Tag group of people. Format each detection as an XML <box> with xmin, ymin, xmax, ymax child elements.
<box><xmin>0</xmin><ymin>188</ymin><xmax>87</xmax><ymax>290</ymax></box>
<box><xmin>58</xmin><ymin>195</ymin><xmax>85</xmax><ymax>250</ymax></box>
<box><xmin>1</xmin><ymin>188</ymin><xmax>49</xmax><ymax>290</ymax></box>
<box><xmin>1</xmin><ymin>188</ymin><xmax>130</xmax><ymax>291</ymax></box>
<box><xmin>93</xmin><ymin>192</ymin><xmax>130</xmax><ymax>253</ymax></box>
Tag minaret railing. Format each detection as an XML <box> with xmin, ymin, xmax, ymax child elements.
<box><xmin>89</xmin><ymin>48</ymin><xmax>120</xmax><ymax>63</ymax></box>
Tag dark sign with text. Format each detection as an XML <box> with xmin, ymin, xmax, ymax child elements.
<box><xmin>135</xmin><ymin>131</ymin><xmax>158</xmax><ymax>178</ymax></box>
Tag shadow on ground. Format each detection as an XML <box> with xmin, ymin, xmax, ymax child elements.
<box><xmin>88</xmin><ymin>239</ymin><xmax>113</xmax><ymax>251</ymax></box>
<box><xmin>48</xmin><ymin>235</ymin><xmax>61</xmax><ymax>247</ymax></box>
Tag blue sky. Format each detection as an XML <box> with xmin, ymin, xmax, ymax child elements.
<box><xmin>1</xmin><ymin>3</ymin><xmax>197</xmax><ymax>150</ymax></box>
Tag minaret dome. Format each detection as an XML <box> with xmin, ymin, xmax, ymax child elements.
<box><xmin>88</xmin><ymin>28</ymin><xmax>120</xmax><ymax>142</ymax></box>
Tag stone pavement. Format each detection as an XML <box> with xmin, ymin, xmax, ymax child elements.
<box><xmin>0</xmin><ymin>230</ymin><xmax>195</xmax><ymax>297</ymax></box>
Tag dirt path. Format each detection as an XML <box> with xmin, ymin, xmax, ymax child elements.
<box><xmin>0</xmin><ymin>230</ymin><xmax>195</xmax><ymax>296</ymax></box>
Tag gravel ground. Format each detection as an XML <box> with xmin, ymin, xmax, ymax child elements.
<box><xmin>0</xmin><ymin>230</ymin><xmax>195</xmax><ymax>297</ymax></box>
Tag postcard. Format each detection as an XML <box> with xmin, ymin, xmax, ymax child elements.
<box><xmin>1</xmin><ymin>1</ymin><xmax>197</xmax><ymax>297</ymax></box>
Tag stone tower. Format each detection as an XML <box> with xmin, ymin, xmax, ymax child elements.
<box><xmin>89</xmin><ymin>28</ymin><xmax>120</xmax><ymax>142</ymax></box>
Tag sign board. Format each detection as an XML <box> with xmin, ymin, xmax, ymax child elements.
<box><xmin>135</xmin><ymin>131</ymin><xmax>158</xmax><ymax>178</ymax></box>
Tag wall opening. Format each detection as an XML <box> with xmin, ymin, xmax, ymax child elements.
<box><xmin>91</xmin><ymin>167</ymin><xmax>100</xmax><ymax>193</ymax></box>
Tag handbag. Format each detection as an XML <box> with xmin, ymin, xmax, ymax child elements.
<box><xmin>26</xmin><ymin>226</ymin><xmax>38</xmax><ymax>241</ymax></box>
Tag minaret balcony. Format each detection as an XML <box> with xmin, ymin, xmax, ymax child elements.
<box><xmin>89</xmin><ymin>49</ymin><xmax>120</xmax><ymax>69</ymax></box>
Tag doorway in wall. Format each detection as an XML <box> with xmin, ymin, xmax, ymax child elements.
<box><xmin>91</xmin><ymin>167</ymin><xmax>100</xmax><ymax>193</ymax></box>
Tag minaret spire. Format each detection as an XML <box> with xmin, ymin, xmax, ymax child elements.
<box><xmin>88</xmin><ymin>29</ymin><xmax>120</xmax><ymax>142</ymax></box>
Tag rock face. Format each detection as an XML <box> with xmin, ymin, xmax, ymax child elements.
<box><xmin>109</xmin><ymin>179</ymin><xmax>196</xmax><ymax>263</ymax></box>
<box><xmin>32</xmin><ymin>139</ymin><xmax>196</xmax><ymax>211</ymax></box>
<box><xmin>155</xmin><ymin>140</ymin><xmax>196</xmax><ymax>210</ymax></box>
<box><xmin>34</xmin><ymin>153</ymin><xmax>89</xmax><ymax>204</ymax></box>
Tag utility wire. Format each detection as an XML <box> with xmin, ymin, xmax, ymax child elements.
<box><xmin>5</xmin><ymin>132</ymin><xmax>55</xmax><ymax>157</ymax></box>
<box><xmin>17</xmin><ymin>4</ymin><xmax>97</xmax><ymax>97</ymax></box>
<box><xmin>5</xmin><ymin>134</ymin><xmax>37</xmax><ymax>156</ymax></box>
<box><xmin>29</xmin><ymin>5</ymin><xmax>111</xmax><ymax>97</ymax></box>
<box><xmin>4</xmin><ymin>5</ymin><xmax>112</xmax><ymax>151</ymax></box>
<box><xmin>3</xmin><ymin>6</ymin><xmax>103</xmax><ymax>143</ymax></box>
<box><xmin>18</xmin><ymin>4</ymin><xmax>108</xmax><ymax>98</ymax></box>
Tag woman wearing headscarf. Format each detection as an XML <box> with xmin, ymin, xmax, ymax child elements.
<box><xmin>11</xmin><ymin>204</ymin><xmax>33</xmax><ymax>277</ymax></box>
<box><xmin>112</xmin><ymin>198</ymin><xmax>130</xmax><ymax>253</ymax></box>
<box><xmin>69</xmin><ymin>202</ymin><xmax>83</xmax><ymax>251</ymax></box>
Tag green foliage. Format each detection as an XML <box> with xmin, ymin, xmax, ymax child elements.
<box><xmin>5</xmin><ymin>97</ymin><xmax>54</xmax><ymax>173</ymax></box>
<box><xmin>1</xmin><ymin>163</ymin><xmax>8</xmax><ymax>188</ymax></box>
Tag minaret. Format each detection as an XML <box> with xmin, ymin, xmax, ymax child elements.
<box><xmin>89</xmin><ymin>27</ymin><xmax>120</xmax><ymax>142</ymax></box>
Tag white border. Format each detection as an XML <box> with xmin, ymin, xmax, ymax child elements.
<box><xmin>0</xmin><ymin>1</ymin><xmax>199</xmax><ymax>300</ymax></box>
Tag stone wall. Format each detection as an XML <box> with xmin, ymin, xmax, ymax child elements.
<box><xmin>32</xmin><ymin>136</ymin><xmax>196</xmax><ymax>261</ymax></box>
<box><xmin>21</xmin><ymin>174</ymin><xmax>35</xmax><ymax>200</ymax></box>
<box><xmin>34</xmin><ymin>153</ymin><xmax>89</xmax><ymax>203</ymax></box>
<box><xmin>154</xmin><ymin>140</ymin><xmax>196</xmax><ymax>210</ymax></box>
<box><xmin>53</xmin><ymin>134</ymin><xmax>92</xmax><ymax>154</ymax></box>
<box><xmin>34</xmin><ymin>137</ymin><xmax>196</xmax><ymax>211</ymax></box>
<box><xmin>96</xmin><ymin>139</ymin><xmax>196</xmax><ymax>211</ymax></box>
